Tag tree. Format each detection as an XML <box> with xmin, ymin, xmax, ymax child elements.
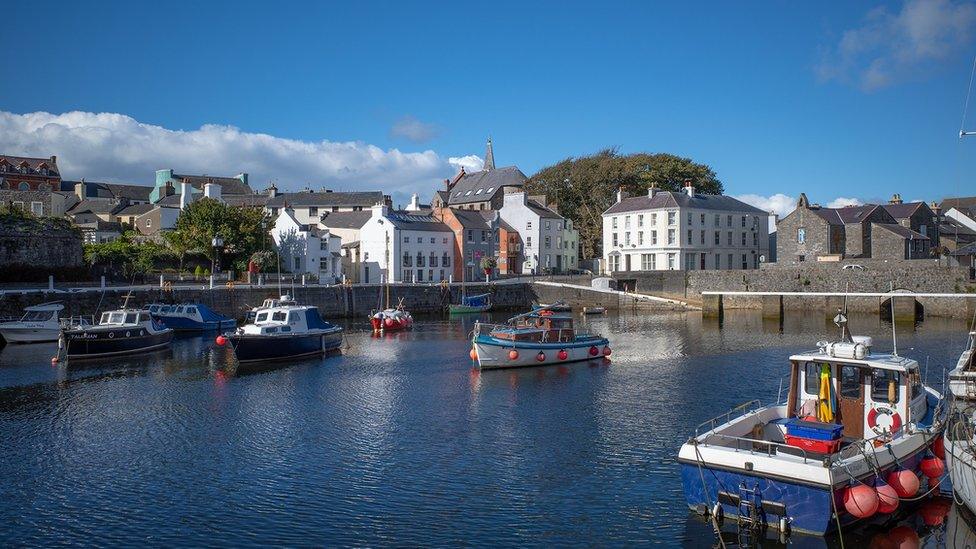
<box><xmin>169</xmin><ymin>198</ymin><xmax>270</xmax><ymax>274</ymax></box>
<box><xmin>525</xmin><ymin>149</ymin><xmax>722</xmax><ymax>259</ymax></box>
<box><xmin>83</xmin><ymin>232</ymin><xmax>175</xmax><ymax>279</ymax></box>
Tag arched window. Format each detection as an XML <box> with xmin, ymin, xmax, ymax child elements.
<box><xmin>18</xmin><ymin>182</ymin><xmax>29</xmax><ymax>191</ymax></box>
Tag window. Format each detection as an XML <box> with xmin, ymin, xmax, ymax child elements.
<box><xmin>624</xmin><ymin>216</ymin><xmax>630</xmax><ymax>229</ymax></box>
<box><xmin>417</xmin><ymin>269</ymin><xmax>424</xmax><ymax>282</ymax></box>
<box><xmin>30</xmin><ymin>202</ymin><xmax>43</xmax><ymax>216</ymax></box>
<box><xmin>404</xmin><ymin>236</ymin><xmax>410</xmax><ymax>243</ymax></box>
<box><xmin>685</xmin><ymin>253</ymin><xmax>695</xmax><ymax>270</ymax></box>
<box><xmin>667</xmin><ymin>211</ymin><xmax>676</xmax><ymax>225</ymax></box>
<box><xmin>715</xmin><ymin>214</ymin><xmax>720</xmax><ymax>226</ymax></box>
<box><xmin>526</xmin><ymin>237</ymin><xmax>532</xmax><ymax>247</ymax></box>
<box><xmin>714</xmin><ymin>254</ymin><xmax>720</xmax><ymax>269</ymax></box>
<box><xmin>609</xmin><ymin>255</ymin><xmax>620</xmax><ymax>271</ymax></box>
<box><xmin>797</xmin><ymin>228</ymin><xmax>806</xmax><ymax>244</ymax></box>
<box><xmin>667</xmin><ymin>253</ymin><xmax>676</xmax><ymax>270</ymax></box>
<box><xmin>714</xmin><ymin>231</ymin><xmax>720</xmax><ymax>245</ymax></box>
<box><xmin>668</xmin><ymin>229</ymin><xmax>676</xmax><ymax>245</ymax></box>
<box><xmin>309</xmin><ymin>207</ymin><xmax>318</xmax><ymax>216</ymax></box>
<box><xmin>840</xmin><ymin>366</ymin><xmax>861</xmax><ymax>398</ymax></box>
<box><xmin>687</xmin><ymin>229</ymin><xmax>692</xmax><ymax>243</ymax></box>
<box><xmin>430</xmin><ymin>252</ymin><xmax>437</xmax><ymax>267</ymax></box>
<box><xmin>528</xmin><ymin>221</ymin><xmax>533</xmax><ymax>230</ymax></box>
<box><xmin>546</xmin><ymin>220</ymin><xmax>552</xmax><ymax>230</ymax></box>
<box><xmin>700</xmin><ymin>213</ymin><xmax>705</xmax><ymax>224</ymax></box>
<box><xmin>481</xmin><ymin>231</ymin><xmax>487</xmax><ymax>242</ymax></box>
<box><xmin>467</xmin><ymin>230</ymin><xmax>473</xmax><ymax>242</ymax></box>
<box><xmin>403</xmin><ymin>269</ymin><xmax>412</xmax><ymax>282</ymax></box>
<box><xmin>641</xmin><ymin>253</ymin><xmax>655</xmax><ymax>270</ymax></box>
<box><xmin>442</xmin><ymin>253</ymin><xmax>451</xmax><ymax>267</ymax></box>
<box><xmin>871</xmin><ymin>370</ymin><xmax>900</xmax><ymax>403</ymax></box>
<box><xmin>475</xmin><ymin>188</ymin><xmax>483</xmax><ymax>195</ymax></box>
<box><xmin>700</xmin><ymin>231</ymin><xmax>705</xmax><ymax>245</ymax></box>
<box><xmin>612</xmin><ymin>233</ymin><xmax>618</xmax><ymax>246</ymax></box>
<box><xmin>294</xmin><ymin>257</ymin><xmax>301</xmax><ymax>270</ymax></box>
<box><xmin>125</xmin><ymin>312</ymin><xmax>138</xmax><ymax>324</ymax></box>
<box><xmin>798</xmin><ymin>254</ymin><xmax>805</xmax><ymax>262</ymax></box>
<box><xmin>403</xmin><ymin>253</ymin><xmax>412</xmax><ymax>267</ymax></box>
<box><xmin>741</xmin><ymin>232</ymin><xmax>747</xmax><ymax>246</ymax></box>
<box><xmin>687</xmin><ymin>214</ymin><xmax>692</xmax><ymax>226</ymax></box>
<box><xmin>651</xmin><ymin>213</ymin><xmax>657</xmax><ymax>225</ymax></box>
<box><xmin>546</xmin><ymin>236</ymin><xmax>552</xmax><ymax>248</ymax></box>
<box><xmin>651</xmin><ymin>230</ymin><xmax>658</xmax><ymax>245</ymax></box>
<box><xmin>727</xmin><ymin>215</ymin><xmax>732</xmax><ymax>227</ymax></box>
<box><xmin>440</xmin><ymin>269</ymin><xmax>445</xmax><ymax>280</ymax></box>
<box><xmin>442</xmin><ymin>237</ymin><xmax>448</xmax><ymax>244</ymax></box>
<box><xmin>728</xmin><ymin>253</ymin><xmax>733</xmax><ymax>268</ymax></box>
<box><xmin>727</xmin><ymin>231</ymin><xmax>732</xmax><ymax>246</ymax></box>
<box><xmin>429</xmin><ymin>269</ymin><xmax>434</xmax><ymax>280</ymax></box>
<box><xmin>805</xmin><ymin>362</ymin><xmax>821</xmax><ymax>395</ymax></box>
<box><xmin>638</xmin><ymin>232</ymin><xmax>644</xmax><ymax>246</ymax></box>
<box><xmin>18</xmin><ymin>182</ymin><xmax>29</xmax><ymax>191</ymax></box>
<box><xmin>741</xmin><ymin>216</ymin><xmax>746</xmax><ymax>228</ymax></box>
<box><xmin>486</xmin><ymin>186</ymin><xmax>495</xmax><ymax>193</ymax></box>
<box><xmin>741</xmin><ymin>254</ymin><xmax>747</xmax><ymax>269</ymax></box>
<box><xmin>920</xmin><ymin>225</ymin><xmax>928</xmax><ymax>237</ymax></box>
<box><xmin>256</xmin><ymin>312</ymin><xmax>268</xmax><ymax>322</ymax></box>
<box><xmin>272</xmin><ymin>311</ymin><xmax>287</xmax><ymax>322</ymax></box>
<box><xmin>417</xmin><ymin>253</ymin><xmax>425</xmax><ymax>267</ymax></box>
<box><xmin>637</xmin><ymin>214</ymin><xmax>644</xmax><ymax>227</ymax></box>
<box><xmin>430</xmin><ymin>237</ymin><xmax>435</xmax><ymax>244</ymax></box>
<box><xmin>146</xmin><ymin>218</ymin><xmax>153</xmax><ymax>228</ymax></box>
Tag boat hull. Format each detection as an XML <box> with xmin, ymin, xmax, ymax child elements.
<box><xmin>370</xmin><ymin>316</ymin><xmax>411</xmax><ymax>332</ymax></box>
<box><xmin>472</xmin><ymin>334</ymin><xmax>609</xmax><ymax>369</ymax></box>
<box><xmin>448</xmin><ymin>304</ymin><xmax>491</xmax><ymax>314</ymax></box>
<box><xmin>63</xmin><ymin>328</ymin><xmax>174</xmax><ymax>358</ymax></box>
<box><xmin>947</xmin><ymin>438</ymin><xmax>976</xmax><ymax>516</ymax></box>
<box><xmin>227</xmin><ymin>328</ymin><xmax>343</xmax><ymax>363</ymax></box>
<box><xmin>0</xmin><ymin>326</ymin><xmax>60</xmax><ymax>343</ymax></box>
<box><xmin>156</xmin><ymin>316</ymin><xmax>237</xmax><ymax>332</ymax></box>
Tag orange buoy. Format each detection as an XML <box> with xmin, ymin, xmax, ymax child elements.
<box><xmin>843</xmin><ymin>484</ymin><xmax>879</xmax><ymax>518</ymax></box>
<box><xmin>602</xmin><ymin>346</ymin><xmax>611</xmax><ymax>357</ymax></box>
<box><xmin>558</xmin><ymin>349</ymin><xmax>568</xmax><ymax>361</ymax></box>
<box><xmin>931</xmin><ymin>436</ymin><xmax>945</xmax><ymax>460</ymax></box>
<box><xmin>589</xmin><ymin>346</ymin><xmax>599</xmax><ymax>356</ymax></box>
<box><xmin>875</xmin><ymin>482</ymin><xmax>899</xmax><ymax>514</ymax></box>
<box><xmin>887</xmin><ymin>469</ymin><xmax>919</xmax><ymax>498</ymax></box>
<box><xmin>920</xmin><ymin>456</ymin><xmax>945</xmax><ymax>479</ymax></box>
<box><xmin>508</xmin><ymin>350</ymin><xmax>519</xmax><ymax>360</ymax></box>
<box><xmin>536</xmin><ymin>351</ymin><xmax>546</xmax><ymax>362</ymax></box>
<box><xmin>469</xmin><ymin>348</ymin><xmax>478</xmax><ymax>361</ymax></box>
<box><xmin>215</xmin><ymin>335</ymin><xmax>228</xmax><ymax>346</ymax></box>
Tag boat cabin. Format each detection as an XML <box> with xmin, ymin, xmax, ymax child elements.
<box><xmin>18</xmin><ymin>303</ymin><xmax>63</xmax><ymax>323</ymax></box>
<box><xmin>786</xmin><ymin>337</ymin><xmax>926</xmax><ymax>441</ymax></box>
<box><xmin>98</xmin><ymin>309</ymin><xmax>152</xmax><ymax>327</ymax></box>
<box><xmin>490</xmin><ymin>312</ymin><xmax>577</xmax><ymax>343</ymax></box>
<box><xmin>242</xmin><ymin>305</ymin><xmax>331</xmax><ymax>336</ymax></box>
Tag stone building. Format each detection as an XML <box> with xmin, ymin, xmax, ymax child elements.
<box><xmin>0</xmin><ymin>155</ymin><xmax>61</xmax><ymax>191</ymax></box>
<box><xmin>431</xmin><ymin>139</ymin><xmax>528</xmax><ymax>211</ymax></box>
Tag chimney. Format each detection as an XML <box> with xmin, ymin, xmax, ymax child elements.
<box><xmin>444</xmin><ymin>178</ymin><xmax>451</xmax><ymax>191</ymax></box>
<box><xmin>647</xmin><ymin>185</ymin><xmax>657</xmax><ymax>198</ymax></box>
<box><xmin>179</xmin><ymin>180</ymin><xmax>192</xmax><ymax>210</ymax></box>
<box><xmin>616</xmin><ymin>187</ymin><xmax>628</xmax><ymax>203</ymax></box>
<box><xmin>50</xmin><ymin>155</ymin><xmax>57</xmax><ymax>165</ymax></box>
<box><xmin>204</xmin><ymin>182</ymin><xmax>222</xmax><ymax>201</ymax></box>
<box><xmin>267</xmin><ymin>183</ymin><xmax>278</xmax><ymax>198</ymax></box>
<box><xmin>75</xmin><ymin>179</ymin><xmax>85</xmax><ymax>201</ymax></box>
<box><xmin>164</xmin><ymin>181</ymin><xmax>175</xmax><ymax>197</ymax></box>
<box><xmin>889</xmin><ymin>193</ymin><xmax>903</xmax><ymax>205</ymax></box>
<box><xmin>406</xmin><ymin>193</ymin><xmax>421</xmax><ymax>211</ymax></box>
<box><xmin>683</xmin><ymin>180</ymin><xmax>695</xmax><ymax>197</ymax></box>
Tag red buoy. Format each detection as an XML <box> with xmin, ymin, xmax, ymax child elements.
<box><xmin>887</xmin><ymin>469</ymin><xmax>919</xmax><ymax>498</ymax></box>
<box><xmin>215</xmin><ymin>335</ymin><xmax>228</xmax><ymax>346</ymax></box>
<box><xmin>589</xmin><ymin>346</ymin><xmax>599</xmax><ymax>356</ymax></box>
<box><xmin>931</xmin><ymin>436</ymin><xmax>946</xmax><ymax>460</ymax></box>
<box><xmin>602</xmin><ymin>346</ymin><xmax>611</xmax><ymax>357</ymax></box>
<box><xmin>558</xmin><ymin>349</ymin><xmax>568</xmax><ymax>361</ymax></box>
<box><xmin>385</xmin><ymin>318</ymin><xmax>394</xmax><ymax>327</ymax></box>
<box><xmin>843</xmin><ymin>484</ymin><xmax>879</xmax><ymax>518</ymax></box>
<box><xmin>887</xmin><ymin>525</ymin><xmax>920</xmax><ymax>548</ymax></box>
<box><xmin>508</xmin><ymin>350</ymin><xmax>519</xmax><ymax>360</ymax></box>
<box><xmin>536</xmin><ymin>351</ymin><xmax>546</xmax><ymax>362</ymax></box>
<box><xmin>469</xmin><ymin>348</ymin><xmax>478</xmax><ymax>361</ymax></box>
<box><xmin>920</xmin><ymin>456</ymin><xmax>945</xmax><ymax>479</ymax></box>
<box><xmin>875</xmin><ymin>482</ymin><xmax>899</xmax><ymax>514</ymax></box>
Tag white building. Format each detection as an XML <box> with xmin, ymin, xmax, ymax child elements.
<box><xmin>265</xmin><ymin>190</ymin><xmax>388</xmax><ymax>223</ymax></box>
<box><xmin>272</xmin><ymin>208</ymin><xmax>343</xmax><ymax>283</ymax></box>
<box><xmin>358</xmin><ymin>204</ymin><xmax>455</xmax><ymax>283</ymax></box>
<box><xmin>499</xmin><ymin>192</ymin><xmax>579</xmax><ymax>274</ymax></box>
<box><xmin>601</xmin><ymin>183</ymin><xmax>769</xmax><ymax>273</ymax></box>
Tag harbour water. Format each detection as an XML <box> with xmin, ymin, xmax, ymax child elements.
<box><xmin>1</xmin><ymin>309</ymin><xmax>973</xmax><ymax>546</ymax></box>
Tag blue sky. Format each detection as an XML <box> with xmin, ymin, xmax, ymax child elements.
<box><xmin>2</xmin><ymin>0</ymin><xmax>976</xmax><ymax>213</ymax></box>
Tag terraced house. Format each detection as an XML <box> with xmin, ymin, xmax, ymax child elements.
<box><xmin>601</xmin><ymin>183</ymin><xmax>769</xmax><ymax>272</ymax></box>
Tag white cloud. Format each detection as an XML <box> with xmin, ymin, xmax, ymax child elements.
<box><xmin>447</xmin><ymin>154</ymin><xmax>484</xmax><ymax>172</ymax></box>
<box><xmin>390</xmin><ymin>115</ymin><xmax>439</xmax><ymax>143</ymax></box>
<box><xmin>826</xmin><ymin>196</ymin><xmax>864</xmax><ymax>208</ymax></box>
<box><xmin>817</xmin><ymin>0</ymin><xmax>976</xmax><ymax>91</ymax></box>
<box><xmin>733</xmin><ymin>193</ymin><xmax>797</xmax><ymax>218</ymax></box>
<box><xmin>0</xmin><ymin>110</ymin><xmax>475</xmax><ymax>199</ymax></box>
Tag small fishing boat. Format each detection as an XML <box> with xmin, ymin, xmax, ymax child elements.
<box><xmin>147</xmin><ymin>303</ymin><xmax>237</xmax><ymax>332</ymax></box>
<box><xmin>537</xmin><ymin>302</ymin><xmax>571</xmax><ymax>313</ymax></box>
<box><xmin>470</xmin><ymin>302</ymin><xmax>610</xmax><ymax>369</ymax></box>
<box><xmin>0</xmin><ymin>302</ymin><xmax>75</xmax><ymax>343</ymax></box>
<box><xmin>448</xmin><ymin>293</ymin><xmax>491</xmax><ymax>315</ymax></box>
<box><xmin>60</xmin><ymin>307</ymin><xmax>173</xmax><ymax>359</ymax></box>
<box><xmin>244</xmin><ymin>295</ymin><xmax>295</xmax><ymax>324</ymax></box>
<box><xmin>370</xmin><ymin>293</ymin><xmax>413</xmax><ymax>333</ymax></box>
<box><xmin>581</xmin><ymin>306</ymin><xmax>606</xmax><ymax>315</ymax></box>
<box><xmin>677</xmin><ymin>313</ymin><xmax>945</xmax><ymax>536</ymax></box>
<box><xmin>945</xmin><ymin>330</ymin><xmax>976</xmax><ymax>517</ymax></box>
<box><xmin>218</xmin><ymin>296</ymin><xmax>342</xmax><ymax>363</ymax></box>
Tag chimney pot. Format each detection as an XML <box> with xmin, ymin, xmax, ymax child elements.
<box><xmin>683</xmin><ymin>180</ymin><xmax>696</xmax><ymax>197</ymax></box>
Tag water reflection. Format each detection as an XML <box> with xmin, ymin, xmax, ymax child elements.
<box><xmin>0</xmin><ymin>309</ymin><xmax>972</xmax><ymax>546</ymax></box>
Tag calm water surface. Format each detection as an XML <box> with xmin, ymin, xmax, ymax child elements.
<box><xmin>1</xmin><ymin>310</ymin><xmax>974</xmax><ymax>547</ymax></box>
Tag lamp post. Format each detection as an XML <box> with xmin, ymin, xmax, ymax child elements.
<box><xmin>212</xmin><ymin>235</ymin><xmax>224</xmax><ymax>276</ymax></box>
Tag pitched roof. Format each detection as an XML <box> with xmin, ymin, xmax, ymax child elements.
<box><xmin>527</xmin><ymin>199</ymin><xmax>563</xmax><ymax>219</ymax></box>
<box><xmin>385</xmin><ymin>211</ymin><xmax>452</xmax><ymax>232</ymax></box>
<box><xmin>874</xmin><ymin>223</ymin><xmax>928</xmax><ymax>239</ymax></box>
<box><xmin>603</xmin><ymin>191</ymin><xmax>766</xmax><ymax>216</ymax></box>
<box><xmin>62</xmin><ymin>180</ymin><xmax>154</xmax><ymax>201</ymax></box>
<box><xmin>0</xmin><ymin>154</ymin><xmax>60</xmax><ymax>177</ymax></box>
<box><xmin>318</xmin><ymin>210</ymin><xmax>371</xmax><ymax>229</ymax></box>
<box><xmin>806</xmin><ymin>204</ymin><xmax>894</xmax><ymax>225</ymax></box>
<box><xmin>173</xmin><ymin>173</ymin><xmax>251</xmax><ymax>195</ymax></box>
<box><xmin>451</xmin><ymin>208</ymin><xmax>492</xmax><ymax>229</ymax></box>
<box><xmin>881</xmin><ymin>202</ymin><xmax>926</xmax><ymax>220</ymax></box>
<box><xmin>941</xmin><ymin>196</ymin><xmax>976</xmax><ymax>210</ymax></box>
<box><xmin>223</xmin><ymin>194</ymin><xmax>270</xmax><ymax>207</ymax></box>
<box><xmin>950</xmin><ymin>242</ymin><xmax>976</xmax><ymax>256</ymax></box>
<box><xmin>447</xmin><ymin>166</ymin><xmax>527</xmax><ymax>205</ymax></box>
<box><xmin>116</xmin><ymin>203</ymin><xmax>156</xmax><ymax>216</ymax></box>
<box><xmin>939</xmin><ymin>217</ymin><xmax>976</xmax><ymax>237</ymax></box>
<box><xmin>156</xmin><ymin>194</ymin><xmax>182</xmax><ymax>206</ymax></box>
<box><xmin>75</xmin><ymin>219</ymin><xmax>123</xmax><ymax>231</ymax></box>
<box><xmin>266</xmin><ymin>190</ymin><xmax>384</xmax><ymax>208</ymax></box>
<box><xmin>68</xmin><ymin>199</ymin><xmax>124</xmax><ymax>215</ymax></box>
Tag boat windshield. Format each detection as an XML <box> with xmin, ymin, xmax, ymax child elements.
<box><xmin>271</xmin><ymin>311</ymin><xmax>287</xmax><ymax>322</ymax></box>
<box><xmin>101</xmin><ymin>312</ymin><xmax>125</xmax><ymax>325</ymax></box>
<box><xmin>125</xmin><ymin>312</ymin><xmax>139</xmax><ymax>324</ymax></box>
<box><xmin>255</xmin><ymin>312</ymin><xmax>269</xmax><ymax>323</ymax></box>
<box><xmin>21</xmin><ymin>310</ymin><xmax>55</xmax><ymax>322</ymax></box>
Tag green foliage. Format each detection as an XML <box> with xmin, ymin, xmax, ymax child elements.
<box><xmin>480</xmin><ymin>256</ymin><xmax>497</xmax><ymax>271</ymax></box>
<box><xmin>194</xmin><ymin>265</ymin><xmax>204</xmax><ymax>277</ymax></box>
<box><xmin>170</xmin><ymin>198</ymin><xmax>271</xmax><ymax>272</ymax></box>
<box><xmin>525</xmin><ymin>148</ymin><xmax>723</xmax><ymax>259</ymax></box>
<box><xmin>83</xmin><ymin>233</ymin><xmax>175</xmax><ymax>277</ymax></box>
<box><xmin>249</xmin><ymin>250</ymin><xmax>276</xmax><ymax>271</ymax></box>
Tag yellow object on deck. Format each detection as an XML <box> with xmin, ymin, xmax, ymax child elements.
<box><xmin>818</xmin><ymin>363</ymin><xmax>834</xmax><ymax>422</ymax></box>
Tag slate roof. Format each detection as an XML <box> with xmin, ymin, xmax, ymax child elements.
<box><xmin>116</xmin><ymin>203</ymin><xmax>156</xmax><ymax>217</ymax></box>
<box><xmin>156</xmin><ymin>195</ymin><xmax>182</xmax><ymax>206</ymax></box>
<box><xmin>223</xmin><ymin>194</ymin><xmax>270</xmax><ymax>207</ymax></box>
<box><xmin>451</xmin><ymin>208</ymin><xmax>492</xmax><ymax>229</ymax></box>
<box><xmin>68</xmin><ymin>199</ymin><xmax>124</xmax><ymax>215</ymax></box>
<box><xmin>604</xmin><ymin>191</ymin><xmax>767</xmax><ymax>216</ymax></box>
<box><xmin>173</xmin><ymin>173</ymin><xmax>251</xmax><ymax>195</ymax></box>
<box><xmin>446</xmin><ymin>166</ymin><xmax>527</xmax><ymax>205</ymax></box>
<box><xmin>527</xmin><ymin>199</ymin><xmax>563</xmax><ymax>219</ymax></box>
<box><xmin>265</xmin><ymin>190</ymin><xmax>384</xmax><ymax>208</ymax></box>
<box><xmin>941</xmin><ymin>197</ymin><xmax>976</xmax><ymax>211</ymax></box>
<box><xmin>881</xmin><ymin>202</ymin><xmax>926</xmax><ymax>220</ymax></box>
<box><xmin>75</xmin><ymin>219</ymin><xmax>122</xmax><ymax>232</ymax></box>
<box><xmin>0</xmin><ymin>155</ymin><xmax>60</xmax><ymax>177</ymax></box>
<box><xmin>874</xmin><ymin>223</ymin><xmax>928</xmax><ymax>240</ymax></box>
<box><xmin>385</xmin><ymin>211</ymin><xmax>452</xmax><ymax>232</ymax></box>
<box><xmin>950</xmin><ymin>242</ymin><xmax>976</xmax><ymax>256</ymax></box>
<box><xmin>318</xmin><ymin>210</ymin><xmax>371</xmax><ymax>229</ymax></box>
<box><xmin>939</xmin><ymin>218</ymin><xmax>976</xmax><ymax>237</ymax></box>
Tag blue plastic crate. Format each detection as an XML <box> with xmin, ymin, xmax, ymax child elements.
<box><xmin>784</xmin><ymin>418</ymin><xmax>843</xmax><ymax>440</ymax></box>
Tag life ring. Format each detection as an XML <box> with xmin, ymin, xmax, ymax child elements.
<box><xmin>226</xmin><ymin>281</ymin><xmax>235</xmax><ymax>289</ymax></box>
<box><xmin>868</xmin><ymin>405</ymin><xmax>902</xmax><ymax>435</ymax></box>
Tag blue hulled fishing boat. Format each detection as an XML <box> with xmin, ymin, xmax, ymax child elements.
<box><xmin>148</xmin><ymin>303</ymin><xmax>236</xmax><ymax>332</ymax></box>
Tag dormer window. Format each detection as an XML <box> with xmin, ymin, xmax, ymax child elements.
<box><xmin>465</xmin><ymin>190</ymin><xmax>472</xmax><ymax>196</ymax></box>
<box><xmin>486</xmin><ymin>186</ymin><xmax>495</xmax><ymax>193</ymax></box>
<box><xmin>475</xmin><ymin>188</ymin><xmax>483</xmax><ymax>195</ymax></box>
<box><xmin>454</xmin><ymin>191</ymin><xmax>461</xmax><ymax>197</ymax></box>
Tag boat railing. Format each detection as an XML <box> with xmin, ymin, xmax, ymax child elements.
<box><xmin>471</xmin><ymin>322</ymin><xmax>576</xmax><ymax>343</ymax></box>
<box><xmin>695</xmin><ymin>399</ymin><xmax>762</xmax><ymax>437</ymax></box>
<box><xmin>701</xmin><ymin>433</ymin><xmax>811</xmax><ymax>464</ymax></box>
<box><xmin>60</xmin><ymin>315</ymin><xmax>95</xmax><ymax>328</ymax></box>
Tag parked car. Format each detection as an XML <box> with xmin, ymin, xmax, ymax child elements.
<box><xmin>842</xmin><ymin>264</ymin><xmax>865</xmax><ymax>271</ymax></box>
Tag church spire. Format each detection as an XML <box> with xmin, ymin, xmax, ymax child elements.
<box><xmin>483</xmin><ymin>136</ymin><xmax>495</xmax><ymax>171</ymax></box>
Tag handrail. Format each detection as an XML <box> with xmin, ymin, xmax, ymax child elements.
<box><xmin>695</xmin><ymin>399</ymin><xmax>762</xmax><ymax>437</ymax></box>
<box><xmin>702</xmin><ymin>433</ymin><xmax>811</xmax><ymax>464</ymax></box>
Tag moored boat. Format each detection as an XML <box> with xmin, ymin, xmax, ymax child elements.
<box><xmin>676</xmin><ymin>314</ymin><xmax>945</xmax><ymax>536</ymax></box>
<box><xmin>61</xmin><ymin>307</ymin><xmax>173</xmax><ymax>359</ymax></box>
<box><xmin>581</xmin><ymin>306</ymin><xmax>606</xmax><ymax>315</ymax></box>
<box><xmin>470</xmin><ymin>303</ymin><xmax>610</xmax><ymax>369</ymax></box>
<box><xmin>219</xmin><ymin>298</ymin><xmax>342</xmax><ymax>363</ymax></box>
<box><xmin>945</xmin><ymin>330</ymin><xmax>976</xmax><ymax>517</ymax></box>
<box><xmin>448</xmin><ymin>293</ymin><xmax>491</xmax><ymax>315</ymax></box>
<box><xmin>147</xmin><ymin>302</ymin><xmax>236</xmax><ymax>332</ymax></box>
<box><xmin>0</xmin><ymin>302</ymin><xmax>77</xmax><ymax>343</ymax></box>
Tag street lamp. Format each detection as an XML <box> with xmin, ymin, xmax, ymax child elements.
<box><xmin>212</xmin><ymin>235</ymin><xmax>224</xmax><ymax>275</ymax></box>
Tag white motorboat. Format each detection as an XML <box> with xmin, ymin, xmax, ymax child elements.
<box><xmin>0</xmin><ymin>302</ymin><xmax>69</xmax><ymax>343</ymax></box>
<box><xmin>219</xmin><ymin>298</ymin><xmax>342</xmax><ymax>363</ymax></box>
<box><xmin>945</xmin><ymin>331</ymin><xmax>976</xmax><ymax>517</ymax></box>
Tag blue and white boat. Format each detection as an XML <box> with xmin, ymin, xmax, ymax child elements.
<box><xmin>677</xmin><ymin>315</ymin><xmax>945</xmax><ymax>537</ymax></box>
<box><xmin>219</xmin><ymin>296</ymin><xmax>342</xmax><ymax>363</ymax></box>
<box><xmin>470</xmin><ymin>303</ymin><xmax>610</xmax><ymax>369</ymax></box>
<box><xmin>147</xmin><ymin>303</ymin><xmax>236</xmax><ymax>332</ymax></box>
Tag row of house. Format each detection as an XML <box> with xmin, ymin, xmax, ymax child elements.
<box><xmin>0</xmin><ymin>139</ymin><xmax>582</xmax><ymax>284</ymax></box>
